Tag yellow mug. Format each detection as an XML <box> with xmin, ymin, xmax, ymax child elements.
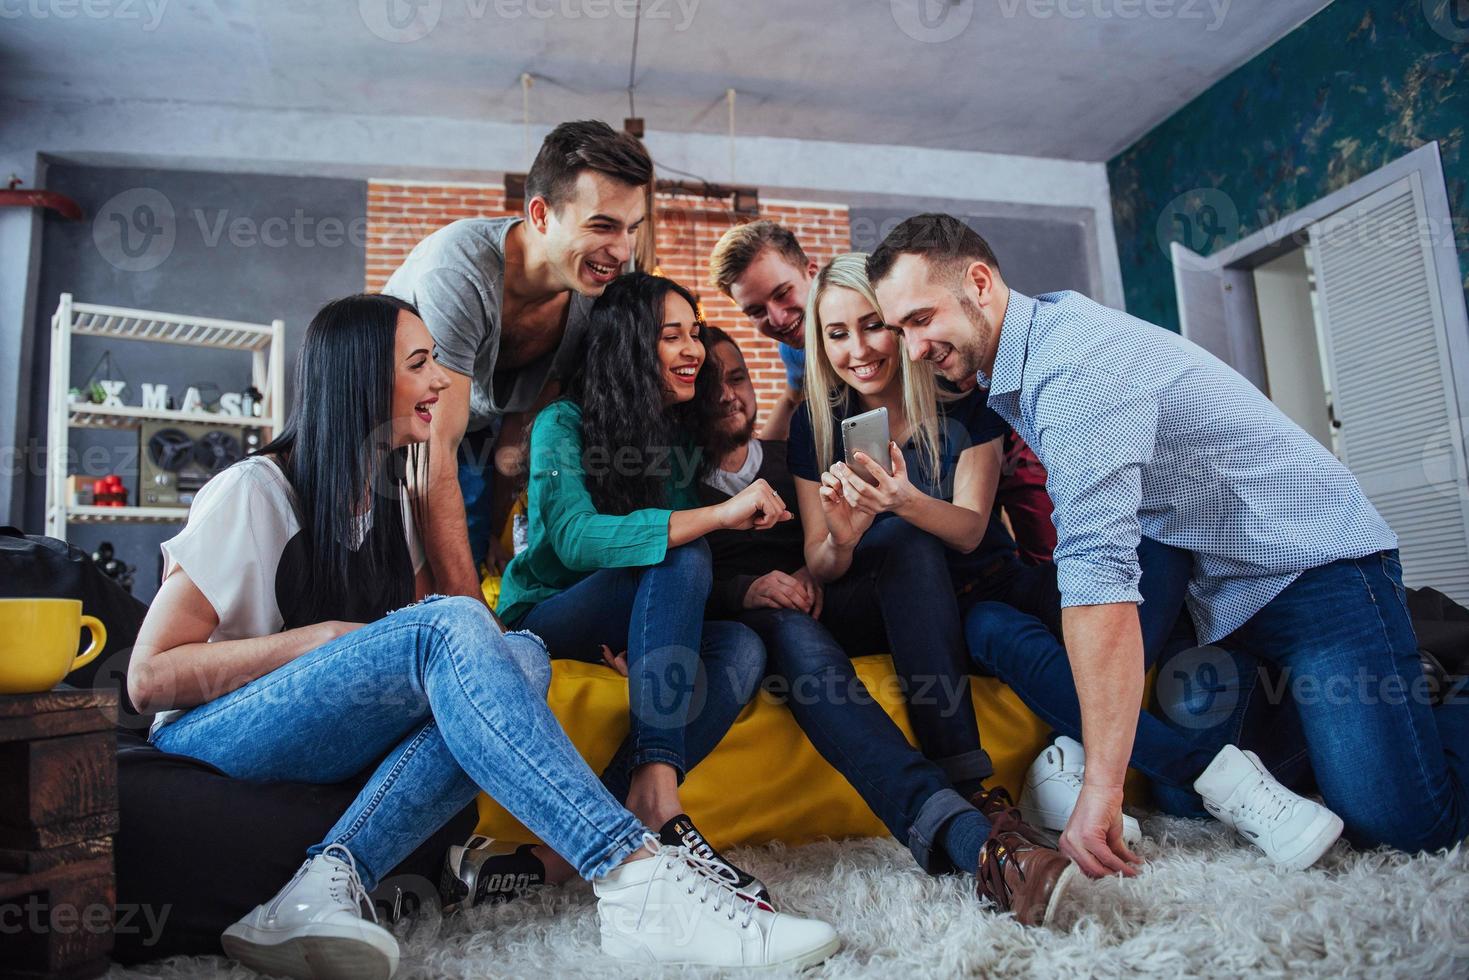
<box><xmin>0</xmin><ymin>598</ymin><xmax>108</xmax><ymax>694</ymax></box>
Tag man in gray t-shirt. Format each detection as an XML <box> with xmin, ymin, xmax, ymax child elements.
<box><xmin>383</xmin><ymin>121</ymin><xmax>653</xmax><ymax>599</ymax></box>
<box><xmin>385</xmin><ymin>217</ymin><xmax>593</xmax><ymax>434</ymax></box>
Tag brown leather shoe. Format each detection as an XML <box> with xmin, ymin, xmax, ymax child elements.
<box><xmin>970</xmin><ymin>785</ymin><xmax>1019</xmax><ymax>819</ymax></box>
<box><xmin>970</xmin><ymin>786</ymin><xmax>1055</xmax><ymax>847</ymax></box>
<box><xmin>975</xmin><ymin>808</ymin><xmax>1078</xmax><ymax>928</ymax></box>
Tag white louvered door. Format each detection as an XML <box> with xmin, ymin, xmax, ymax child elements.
<box><xmin>1308</xmin><ymin>173</ymin><xmax>1469</xmax><ymax>603</ymax></box>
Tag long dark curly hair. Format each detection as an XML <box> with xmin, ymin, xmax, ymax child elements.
<box><xmin>566</xmin><ymin>272</ymin><xmax>722</xmax><ymax>514</ymax></box>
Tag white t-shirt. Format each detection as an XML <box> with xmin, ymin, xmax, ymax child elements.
<box><xmin>702</xmin><ymin>439</ymin><xmax>764</xmax><ymax>499</ymax></box>
<box><xmin>150</xmin><ymin>455</ymin><xmax>425</xmax><ymax>734</ymax></box>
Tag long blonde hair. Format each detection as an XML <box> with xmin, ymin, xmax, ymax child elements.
<box><xmin>803</xmin><ymin>252</ymin><xmax>945</xmax><ymax>481</ymax></box>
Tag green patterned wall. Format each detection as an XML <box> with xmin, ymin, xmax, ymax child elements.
<box><xmin>1108</xmin><ymin>0</ymin><xmax>1468</xmax><ymax>332</ymax></box>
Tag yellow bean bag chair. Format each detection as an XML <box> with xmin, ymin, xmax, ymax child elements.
<box><xmin>475</xmin><ymin>653</ymin><xmax>1148</xmax><ymax>851</ymax></box>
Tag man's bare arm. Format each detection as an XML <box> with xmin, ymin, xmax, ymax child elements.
<box><xmin>1058</xmin><ymin>601</ymin><xmax>1145</xmax><ymax>878</ymax></box>
<box><xmin>758</xmin><ymin>385</ymin><xmax>804</xmax><ymax>442</ymax></box>
<box><xmin>423</xmin><ymin>369</ymin><xmax>484</xmax><ymax>599</ymax></box>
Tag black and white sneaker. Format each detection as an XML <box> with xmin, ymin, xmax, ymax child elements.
<box><xmin>439</xmin><ymin>836</ymin><xmax>547</xmax><ymax>913</ymax></box>
<box><xmin>657</xmin><ymin>814</ymin><xmax>773</xmax><ymax>908</ymax></box>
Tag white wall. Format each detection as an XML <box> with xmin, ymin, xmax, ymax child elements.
<box><xmin>0</xmin><ymin>99</ymin><xmax>1125</xmax><ymax>526</ymax></box>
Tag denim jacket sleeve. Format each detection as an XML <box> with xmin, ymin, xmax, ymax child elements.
<box><xmin>528</xmin><ymin>401</ymin><xmax>674</xmax><ymax>572</ymax></box>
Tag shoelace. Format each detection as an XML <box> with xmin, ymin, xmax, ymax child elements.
<box><xmin>322</xmin><ymin>843</ymin><xmax>380</xmax><ymax>925</ymax></box>
<box><xmin>1054</xmin><ymin>769</ymin><xmax>1085</xmax><ymax>791</ymax></box>
<box><xmin>649</xmin><ymin>835</ymin><xmax>758</xmax><ymax>929</ymax></box>
<box><xmin>971</xmin><ymin>785</ymin><xmax>1019</xmax><ymax>815</ymax></box>
<box><xmin>1237</xmin><ymin>770</ymin><xmax>1293</xmax><ymax>825</ymax></box>
<box><xmin>975</xmin><ymin>809</ymin><xmax>1026</xmax><ymax>909</ymax></box>
<box><xmin>672</xmin><ymin>823</ymin><xmax>765</xmax><ymax>899</ymax></box>
<box><xmin>678</xmin><ymin>827</ymin><xmax>717</xmax><ymax>862</ymax></box>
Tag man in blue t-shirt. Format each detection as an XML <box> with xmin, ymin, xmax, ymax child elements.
<box><xmin>709</xmin><ymin>221</ymin><xmax>817</xmax><ymax>440</ymax></box>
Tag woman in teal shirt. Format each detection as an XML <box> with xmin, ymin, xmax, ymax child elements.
<box><xmin>498</xmin><ymin>272</ymin><xmax>791</xmax><ymax>902</ymax></box>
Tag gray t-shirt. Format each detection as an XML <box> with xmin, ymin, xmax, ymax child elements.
<box><xmin>383</xmin><ymin>217</ymin><xmax>593</xmax><ymax>433</ymax></box>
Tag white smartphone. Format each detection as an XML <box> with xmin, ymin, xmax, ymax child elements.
<box><xmin>841</xmin><ymin>407</ymin><xmax>892</xmax><ymax>485</ymax></box>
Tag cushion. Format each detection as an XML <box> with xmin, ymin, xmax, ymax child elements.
<box><xmin>475</xmin><ymin>655</ymin><xmax>1147</xmax><ymax>852</ymax></box>
<box><xmin>115</xmin><ymin>729</ymin><xmax>478</xmax><ymax>963</ymax></box>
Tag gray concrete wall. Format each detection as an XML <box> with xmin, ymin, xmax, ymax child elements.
<box><xmin>24</xmin><ymin>163</ymin><xmax>365</xmax><ymax>602</ymax></box>
<box><xmin>849</xmin><ymin>201</ymin><xmax>1100</xmax><ymax>299</ymax></box>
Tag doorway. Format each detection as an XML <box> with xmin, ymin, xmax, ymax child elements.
<box><xmin>1171</xmin><ymin>142</ymin><xmax>1469</xmax><ymax>604</ymax></box>
<box><xmin>1251</xmin><ymin>247</ymin><xmax>1336</xmax><ymax>455</ymax></box>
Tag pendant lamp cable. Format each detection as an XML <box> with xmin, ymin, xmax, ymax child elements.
<box><xmin>627</xmin><ymin>0</ymin><xmax>642</xmax><ymax>118</ymax></box>
<box><xmin>521</xmin><ymin>72</ymin><xmax>533</xmax><ymax>170</ymax></box>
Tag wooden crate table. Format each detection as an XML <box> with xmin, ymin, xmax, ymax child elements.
<box><xmin>0</xmin><ymin>690</ymin><xmax>118</xmax><ymax>980</ymax></box>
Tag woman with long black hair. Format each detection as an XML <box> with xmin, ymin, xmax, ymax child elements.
<box><xmin>128</xmin><ymin>293</ymin><xmax>837</xmax><ymax>978</ymax></box>
<box><xmin>497</xmin><ymin>271</ymin><xmax>790</xmax><ymax>903</ymax></box>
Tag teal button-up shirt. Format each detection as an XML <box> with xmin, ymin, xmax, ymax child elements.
<box><xmin>497</xmin><ymin>399</ymin><xmax>700</xmax><ymax>625</ymax></box>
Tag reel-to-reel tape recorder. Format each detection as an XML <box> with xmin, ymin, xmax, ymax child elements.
<box><xmin>139</xmin><ymin>421</ymin><xmax>260</xmax><ymax>507</ymax></box>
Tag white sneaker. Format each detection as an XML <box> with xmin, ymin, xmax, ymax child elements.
<box><xmin>1019</xmin><ymin>736</ymin><xmax>1143</xmax><ymax>848</ymax></box>
<box><xmin>1194</xmin><ymin>745</ymin><xmax>1344</xmax><ymax>871</ymax></box>
<box><xmin>221</xmin><ymin>844</ymin><xmax>399</xmax><ymax>980</ymax></box>
<box><xmin>594</xmin><ymin>837</ymin><xmax>840</xmax><ymax>969</ymax></box>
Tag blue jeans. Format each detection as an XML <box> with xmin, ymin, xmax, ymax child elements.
<box><xmin>1215</xmin><ymin>551</ymin><xmax>1469</xmax><ymax>851</ymax></box>
<box><xmin>152</xmin><ymin>596</ymin><xmax>648</xmax><ymax>891</ymax></box>
<box><xmin>841</xmin><ymin>517</ymin><xmax>994</xmax><ymax>789</ymax></box>
<box><xmin>458</xmin><ymin>425</ymin><xmax>499</xmax><ymax>569</ymax></box>
<box><xmin>516</xmin><ymin>540</ymin><xmax>766</xmax><ymax>802</ymax></box>
<box><xmin>742</xmin><ymin>603</ymin><xmax>978</xmax><ymax>874</ymax></box>
<box><xmin>960</xmin><ymin>538</ymin><xmax>1236</xmax><ymax>807</ymax></box>
<box><xmin>957</xmin><ymin>556</ymin><xmax>1064</xmax><ymax>638</ymax></box>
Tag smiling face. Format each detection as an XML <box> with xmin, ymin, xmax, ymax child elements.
<box><xmin>390</xmin><ymin>310</ymin><xmax>452</xmax><ymax>447</ymax></box>
<box><xmin>817</xmin><ymin>285</ymin><xmax>901</xmax><ymax>399</ymax></box>
<box><xmin>709</xmin><ymin>337</ymin><xmax>758</xmax><ymax>446</ymax></box>
<box><xmin>533</xmin><ymin>170</ymin><xmax>647</xmax><ymax>296</ymax></box>
<box><xmin>874</xmin><ymin>253</ymin><xmax>996</xmax><ymax>384</ymax></box>
<box><xmin>657</xmin><ymin>291</ymin><xmax>705</xmax><ymax>406</ymax></box>
<box><xmin>728</xmin><ymin>247</ymin><xmax>817</xmax><ymax>349</ymax></box>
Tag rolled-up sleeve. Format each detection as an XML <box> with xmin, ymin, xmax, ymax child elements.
<box><xmin>529</xmin><ymin>405</ymin><xmax>673</xmax><ymax>572</ymax></box>
<box><xmin>1027</xmin><ymin>365</ymin><xmax>1158</xmax><ymax>608</ymax></box>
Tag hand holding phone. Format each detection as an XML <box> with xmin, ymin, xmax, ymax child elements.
<box><xmin>841</xmin><ymin>408</ymin><xmax>891</xmax><ymax>486</ymax></box>
<box><xmin>818</xmin><ymin>468</ymin><xmax>876</xmax><ymax>546</ymax></box>
<box><xmin>831</xmin><ymin>435</ymin><xmax>917</xmax><ymax>519</ymax></box>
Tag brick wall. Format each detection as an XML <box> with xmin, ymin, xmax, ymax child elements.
<box><xmin>366</xmin><ymin>181</ymin><xmax>850</xmax><ymax>412</ymax></box>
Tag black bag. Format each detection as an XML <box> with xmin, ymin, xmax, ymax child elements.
<box><xmin>0</xmin><ymin>526</ymin><xmax>151</xmax><ymax>726</ymax></box>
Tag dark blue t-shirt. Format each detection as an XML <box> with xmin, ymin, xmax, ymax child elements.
<box><xmin>787</xmin><ymin>388</ymin><xmax>1017</xmax><ymax>576</ymax></box>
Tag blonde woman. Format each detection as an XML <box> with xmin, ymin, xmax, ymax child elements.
<box><xmin>788</xmin><ymin>252</ymin><xmax>1030</xmax><ymax>802</ymax></box>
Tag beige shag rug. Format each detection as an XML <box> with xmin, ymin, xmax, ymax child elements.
<box><xmin>108</xmin><ymin>815</ymin><xmax>1468</xmax><ymax>979</ymax></box>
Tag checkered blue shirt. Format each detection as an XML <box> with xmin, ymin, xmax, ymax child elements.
<box><xmin>979</xmin><ymin>290</ymin><xmax>1396</xmax><ymax>643</ymax></box>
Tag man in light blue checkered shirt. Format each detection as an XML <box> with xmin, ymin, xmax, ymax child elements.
<box><xmin>870</xmin><ymin>213</ymin><xmax>1467</xmax><ymax>881</ymax></box>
